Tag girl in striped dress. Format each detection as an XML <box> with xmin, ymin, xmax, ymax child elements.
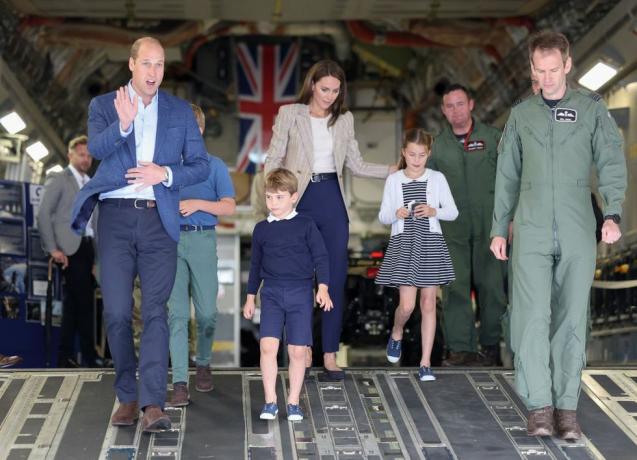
<box><xmin>375</xmin><ymin>128</ymin><xmax>458</xmax><ymax>381</ymax></box>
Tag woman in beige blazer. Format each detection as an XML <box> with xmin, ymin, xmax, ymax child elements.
<box><xmin>265</xmin><ymin>60</ymin><xmax>396</xmax><ymax>380</ymax></box>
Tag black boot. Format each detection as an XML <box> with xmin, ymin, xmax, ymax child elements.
<box><xmin>442</xmin><ymin>351</ymin><xmax>480</xmax><ymax>366</ymax></box>
<box><xmin>480</xmin><ymin>345</ymin><xmax>502</xmax><ymax>367</ymax></box>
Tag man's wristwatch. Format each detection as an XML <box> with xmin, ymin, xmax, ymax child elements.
<box><xmin>604</xmin><ymin>214</ymin><xmax>621</xmax><ymax>224</ymax></box>
<box><xmin>163</xmin><ymin>168</ymin><xmax>169</xmax><ymax>182</ymax></box>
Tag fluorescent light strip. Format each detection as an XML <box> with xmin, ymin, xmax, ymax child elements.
<box><xmin>25</xmin><ymin>141</ymin><xmax>49</xmax><ymax>161</ymax></box>
<box><xmin>0</xmin><ymin>111</ymin><xmax>27</xmax><ymax>134</ymax></box>
<box><xmin>45</xmin><ymin>164</ymin><xmax>64</xmax><ymax>175</ymax></box>
<box><xmin>578</xmin><ymin>62</ymin><xmax>618</xmax><ymax>91</ymax></box>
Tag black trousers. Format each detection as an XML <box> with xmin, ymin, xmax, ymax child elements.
<box><xmin>58</xmin><ymin>237</ymin><xmax>96</xmax><ymax>366</ymax></box>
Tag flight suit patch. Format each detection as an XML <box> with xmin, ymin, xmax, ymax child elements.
<box><xmin>555</xmin><ymin>108</ymin><xmax>577</xmax><ymax>122</ymax></box>
<box><xmin>466</xmin><ymin>140</ymin><xmax>486</xmax><ymax>151</ymax></box>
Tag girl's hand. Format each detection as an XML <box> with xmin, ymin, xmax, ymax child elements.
<box><xmin>396</xmin><ymin>207</ymin><xmax>410</xmax><ymax>219</ymax></box>
<box><xmin>414</xmin><ymin>204</ymin><xmax>437</xmax><ymax>218</ymax></box>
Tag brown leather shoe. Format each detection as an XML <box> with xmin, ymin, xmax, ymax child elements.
<box><xmin>555</xmin><ymin>409</ymin><xmax>582</xmax><ymax>440</ymax></box>
<box><xmin>142</xmin><ymin>405</ymin><xmax>171</xmax><ymax>433</ymax></box>
<box><xmin>0</xmin><ymin>354</ymin><xmax>22</xmax><ymax>368</ymax></box>
<box><xmin>111</xmin><ymin>401</ymin><xmax>139</xmax><ymax>426</ymax></box>
<box><xmin>168</xmin><ymin>382</ymin><xmax>190</xmax><ymax>407</ymax></box>
<box><xmin>527</xmin><ymin>406</ymin><xmax>554</xmax><ymax>437</ymax></box>
<box><xmin>442</xmin><ymin>351</ymin><xmax>480</xmax><ymax>366</ymax></box>
<box><xmin>195</xmin><ymin>366</ymin><xmax>214</xmax><ymax>392</ymax></box>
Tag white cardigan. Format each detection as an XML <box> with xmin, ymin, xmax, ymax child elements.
<box><xmin>378</xmin><ymin>169</ymin><xmax>458</xmax><ymax>236</ymax></box>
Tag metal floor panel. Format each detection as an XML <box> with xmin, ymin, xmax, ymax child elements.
<box><xmin>0</xmin><ymin>368</ymin><xmax>636</xmax><ymax>459</ymax></box>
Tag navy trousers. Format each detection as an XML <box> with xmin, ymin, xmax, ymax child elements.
<box><xmin>297</xmin><ymin>180</ymin><xmax>349</xmax><ymax>354</ymax></box>
<box><xmin>98</xmin><ymin>201</ymin><xmax>177</xmax><ymax>409</ymax></box>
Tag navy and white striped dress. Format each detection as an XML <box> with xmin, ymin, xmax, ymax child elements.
<box><xmin>375</xmin><ymin>180</ymin><xmax>455</xmax><ymax>288</ymax></box>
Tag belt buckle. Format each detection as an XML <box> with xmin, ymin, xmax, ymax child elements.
<box><xmin>310</xmin><ymin>173</ymin><xmax>319</xmax><ymax>183</ymax></box>
<box><xmin>133</xmin><ymin>199</ymin><xmax>145</xmax><ymax>209</ymax></box>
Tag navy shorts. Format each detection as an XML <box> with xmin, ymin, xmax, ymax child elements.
<box><xmin>259</xmin><ymin>283</ymin><xmax>313</xmax><ymax>346</ymax></box>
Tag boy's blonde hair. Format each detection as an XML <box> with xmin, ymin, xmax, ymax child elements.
<box><xmin>265</xmin><ymin>168</ymin><xmax>298</xmax><ymax>194</ymax></box>
<box><xmin>190</xmin><ymin>103</ymin><xmax>205</xmax><ymax>132</ymax></box>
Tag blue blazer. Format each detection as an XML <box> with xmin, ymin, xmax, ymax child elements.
<box><xmin>71</xmin><ymin>89</ymin><xmax>209</xmax><ymax>242</ymax></box>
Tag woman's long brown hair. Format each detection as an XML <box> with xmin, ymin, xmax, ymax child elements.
<box><xmin>297</xmin><ymin>60</ymin><xmax>347</xmax><ymax>127</ymax></box>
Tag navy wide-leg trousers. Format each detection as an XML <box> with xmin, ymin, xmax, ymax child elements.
<box><xmin>297</xmin><ymin>180</ymin><xmax>349</xmax><ymax>354</ymax></box>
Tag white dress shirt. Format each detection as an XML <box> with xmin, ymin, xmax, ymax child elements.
<box><xmin>266</xmin><ymin>210</ymin><xmax>298</xmax><ymax>223</ymax></box>
<box><xmin>100</xmin><ymin>82</ymin><xmax>172</xmax><ymax>201</ymax></box>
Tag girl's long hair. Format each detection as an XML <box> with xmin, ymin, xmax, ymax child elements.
<box><xmin>398</xmin><ymin>128</ymin><xmax>434</xmax><ymax>170</ymax></box>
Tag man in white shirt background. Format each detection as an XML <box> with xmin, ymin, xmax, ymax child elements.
<box><xmin>38</xmin><ymin>135</ymin><xmax>98</xmax><ymax>368</ymax></box>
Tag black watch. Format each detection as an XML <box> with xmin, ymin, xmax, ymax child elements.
<box><xmin>604</xmin><ymin>214</ymin><xmax>621</xmax><ymax>224</ymax></box>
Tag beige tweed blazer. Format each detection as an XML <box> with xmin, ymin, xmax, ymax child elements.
<box><xmin>264</xmin><ymin>103</ymin><xmax>390</xmax><ymax>216</ymax></box>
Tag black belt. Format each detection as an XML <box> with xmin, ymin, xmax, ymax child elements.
<box><xmin>102</xmin><ymin>198</ymin><xmax>156</xmax><ymax>209</ymax></box>
<box><xmin>310</xmin><ymin>172</ymin><xmax>338</xmax><ymax>183</ymax></box>
<box><xmin>180</xmin><ymin>224</ymin><xmax>215</xmax><ymax>232</ymax></box>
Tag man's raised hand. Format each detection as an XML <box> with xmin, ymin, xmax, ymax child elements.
<box><xmin>114</xmin><ymin>86</ymin><xmax>138</xmax><ymax>132</ymax></box>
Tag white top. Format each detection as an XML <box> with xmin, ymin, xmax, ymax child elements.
<box><xmin>68</xmin><ymin>165</ymin><xmax>94</xmax><ymax>238</ymax></box>
<box><xmin>378</xmin><ymin>169</ymin><xmax>458</xmax><ymax>236</ymax></box>
<box><xmin>310</xmin><ymin>116</ymin><xmax>336</xmax><ymax>173</ymax></box>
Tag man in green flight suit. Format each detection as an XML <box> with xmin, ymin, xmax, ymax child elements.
<box><xmin>490</xmin><ymin>30</ymin><xmax>626</xmax><ymax>440</ymax></box>
<box><xmin>429</xmin><ymin>84</ymin><xmax>508</xmax><ymax>367</ymax></box>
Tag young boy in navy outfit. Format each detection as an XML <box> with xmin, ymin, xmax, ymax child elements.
<box><xmin>243</xmin><ymin>168</ymin><xmax>332</xmax><ymax>421</ymax></box>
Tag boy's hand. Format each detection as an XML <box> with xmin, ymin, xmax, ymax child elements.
<box><xmin>243</xmin><ymin>295</ymin><xmax>256</xmax><ymax>319</ymax></box>
<box><xmin>396</xmin><ymin>207</ymin><xmax>409</xmax><ymax>219</ymax></box>
<box><xmin>316</xmin><ymin>284</ymin><xmax>333</xmax><ymax>311</ymax></box>
<box><xmin>179</xmin><ymin>199</ymin><xmax>201</xmax><ymax>217</ymax></box>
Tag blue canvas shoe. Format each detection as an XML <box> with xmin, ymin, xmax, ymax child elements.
<box><xmin>418</xmin><ymin>366</ymin><xmax>436</xmax><ymax>381</ymax></box>
<box><xmin>287</xmin><ymin>404</ymin><xmax>304</xmax><ymax>421</ymax></box>
<box><xmin>386</xmin><ymin>337</ymin><xmax>402</xmax><ymax>363</ymax></box>
<box><xmin>260</xmin><ymin>402</ymin><xmax>279</xmax><ymax>420</ymax></box>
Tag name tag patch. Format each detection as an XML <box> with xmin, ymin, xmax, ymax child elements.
<box><xmin>555</xmin><ymin>108</ymin><xmax>577</xmax><ymax>122</ymax></box>
<box><xmin>466</xmin><ymin>140</ymin><xmax>485</xmax><ymax>151</ymax></box>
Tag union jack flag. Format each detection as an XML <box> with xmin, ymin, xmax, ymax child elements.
<box><xmin>234</xmin><ymin>42</ymin><xmax>300</xmax><ymax>173</ymax></box>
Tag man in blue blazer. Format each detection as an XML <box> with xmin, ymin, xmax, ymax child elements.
<box><xmin>72</xmin><ymin>36</ymin><xmax>208</xmax><ymax>432</ymax></box>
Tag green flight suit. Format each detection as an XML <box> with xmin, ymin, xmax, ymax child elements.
<box><xmin>430</xmin><ymin>119</ymin><xmax>508</xmax><ymax>353</ymax></box>
<box><xmin>491</xmin><ymin>88</ymin><xmax>626</xmax><ymax>410</ymax></box>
